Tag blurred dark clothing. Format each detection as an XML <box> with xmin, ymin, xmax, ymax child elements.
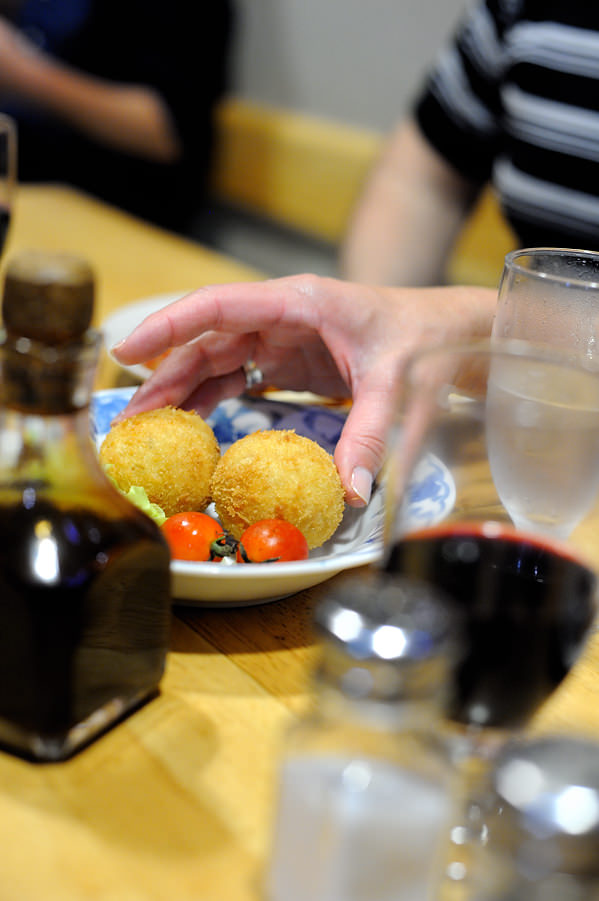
<box><xmin>3</xmin><ymin>0</ymin><xmax>234</xmax><ymax>233</ymax></box>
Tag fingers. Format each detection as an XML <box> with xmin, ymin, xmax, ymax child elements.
<box><xmin>181</xmin><ymin>369</ymin><xmax>249</xmax><ymax>416</ymax></box>
<box><xmin>113</xmin><ymin>332</ymin><xmax>254</xmax><ymax>420</ymax></box>
<box><xmin>116</xmin><ymin>365</ymin><xmax>249</xmax><ymax>423</ymax></box>
<box><xmin>333</xmin><ymin>365</ymin><xmax>397</xmax><ymax>507</ymax></box>
<box><xmin>111</xmin><ymin>277</ymin><xmax>313</xmax><ymax>365</ymax></box>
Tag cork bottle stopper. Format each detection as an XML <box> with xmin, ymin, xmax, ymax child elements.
<box><xmin>2</xmin><ymin>250</ymin><xmax>94</xmax><ymax>343</ymax></box>
<box><xmin>1</xmin><ymin>250</ymin><xmax>97</xmax><ymax>413</ymax></box>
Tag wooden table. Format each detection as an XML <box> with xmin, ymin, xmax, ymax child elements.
<box><xmin>1</xmin><ymin>184</ymin><xmax>599</xmax><ymax>901</ymax></box>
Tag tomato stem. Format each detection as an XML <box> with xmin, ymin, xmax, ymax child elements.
<box><xmin>210</xmin><ymin>534</ymin><xmax>238</xmax><ymax>560</ymax></box>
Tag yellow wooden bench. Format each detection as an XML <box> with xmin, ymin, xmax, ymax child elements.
<box><xmin>210</xmin><ymin>97</ymin><xmax>515</xmax><ymax>287</ymax></box>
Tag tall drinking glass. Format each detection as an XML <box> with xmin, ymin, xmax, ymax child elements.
<box><xmin>382</xmin><ymin>339</ymin><xmax>599</xmax><ymax>879</ymax></box>
<box><xmin>492</xmin><ymin>248</ymin><xmax>599</xmax><ymax>361</ymax></box>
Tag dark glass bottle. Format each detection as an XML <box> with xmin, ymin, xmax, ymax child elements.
<box><xmin>0</xmin><ymin>250</ymin><xmax>172</xmax><ymax>761</ymax></box>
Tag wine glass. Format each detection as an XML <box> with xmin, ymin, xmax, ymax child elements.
<box><xmin>492</xmin><ymin>247</ymin><xmax>599</xmax><ymax>362</ymax></box>
<box><xmin>0</xmin><ymin>115</ymin><xmax>16</xmax><ymax>258</ymax></box>
<box><xmin>382</xmin><ymin>338</ymin><xmax>599</xmax><ymax>883</ymax></box>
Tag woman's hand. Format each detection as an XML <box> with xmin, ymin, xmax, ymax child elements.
<box><xmin>112</xmin><ymin>275</ymin><xmax>496</xmax><ymax>506</ymax></box>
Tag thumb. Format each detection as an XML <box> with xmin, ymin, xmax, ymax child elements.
<box><xmin>333</xmin><ymin>377</ymin><xmax>395</xmax><ymax>507</ymax></box>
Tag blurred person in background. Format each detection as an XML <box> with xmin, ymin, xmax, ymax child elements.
<box><xmin>341</xmin><ymin>0</ymin><xmax>599</xmax><ymax>285</ymax></box>
<box><xmin>0</xmin><ymin>0</ymin><xmax>234</xmax><ymax>233</ymax></box>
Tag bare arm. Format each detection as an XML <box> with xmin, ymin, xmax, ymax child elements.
<box><xmin>340</xmin><ymin>118</ymin><xmax>479</xmax><ymax>286</ymax></box>
<box><xmin>0</xmin><ymin>18</ymin><xmax>180</xmax><ymax>161</ymax></box>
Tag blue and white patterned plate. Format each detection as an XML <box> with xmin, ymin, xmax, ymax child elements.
<box><xmin>402</xmin><ymin>454</ymin><xmax>457</xmax><ymax>530</ymax></box>
<box><xmin>91</xmin><ymin>388</ymin><xmax>454</xmax><ymax>606</ymax></box>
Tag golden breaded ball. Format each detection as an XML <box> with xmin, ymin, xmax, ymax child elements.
<box><xmin>99</xmin><ymin>406</ymin><xmax>220</xmax><ymax>517</ymax></box>
<box><xmin>210</xmin><ymin>429</ymin><xmax>345</xmax><ymax>549</ymax></box>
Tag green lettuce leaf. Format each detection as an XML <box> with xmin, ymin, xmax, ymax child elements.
<box><xmin>103</xmin><ymin>465</ymin><xmax>166</xmax><ymax>526</ymax></box>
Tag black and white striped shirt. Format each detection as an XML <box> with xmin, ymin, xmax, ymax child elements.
<box><xmin>414</xmin><ymin>0</ymin><xmax>599</xmax><ymax>250</ymax></box>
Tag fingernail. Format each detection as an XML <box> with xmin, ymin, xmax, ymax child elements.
<box><xmin>350</xmin><ymin>466</ymin><xmax>372</xmax><ymax>506</ymax></box>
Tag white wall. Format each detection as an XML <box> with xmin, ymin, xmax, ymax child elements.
<box><xmin>228</xmin><ymin>0</ymin><xmax>469</xmax><ymax>132</ymax></box>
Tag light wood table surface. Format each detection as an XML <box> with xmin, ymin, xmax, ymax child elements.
<box><xmin>1</xmin><ymin>183</ymin><xmax>598</xmax><ymax>901</ymax></box>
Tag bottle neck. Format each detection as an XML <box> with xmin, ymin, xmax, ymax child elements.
<box><xmin>0</xmin><ymin>328</ymin><xmax>100</xmax><ymax>415</ymax></box>
<box><xmin>0</xmin><ymin>330</ymin><xmax>107</xmax><ymax>504</ymax></box>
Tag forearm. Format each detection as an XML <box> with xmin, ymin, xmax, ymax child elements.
<box><xmin>340</xmin><ymin>119</ymin><xmax>479</xmax><ymax>286</ymax></box>
<box><xmin>8</xmin><ymin>48</ymin><xmax>180</xmax><ymax>161</ymax></box>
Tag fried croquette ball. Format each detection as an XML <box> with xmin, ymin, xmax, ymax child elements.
<box><xmin>210</xmin><ymin>429</ymin><xmax>345</xmax><ymax>549</ymax></box>
<box><xmin>99</xmin><ymin>406</ymin><xmax>220</xmax><ymax>517</ymax></box>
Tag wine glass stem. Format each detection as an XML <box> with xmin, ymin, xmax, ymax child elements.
<box><xmin>439</xmin><ymin>729</ymin><xmax>507</xmax><ymax>898</ymax></box>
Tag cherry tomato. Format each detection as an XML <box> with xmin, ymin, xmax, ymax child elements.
<box><xmin>237</xmin><ymin>519</ymin><xmax>309</xmax><ymax>563</ymax></box>
<box><xmin>162</xmin><ymin>512</ymin><xmax>228</xmax><ymax>562</ymax></box>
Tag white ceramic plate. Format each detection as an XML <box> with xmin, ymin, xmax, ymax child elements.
<box><xmin>101</xmin><ymin>292</ymin><xmax>188</xmax><ymax>380</ymax></box>
<box><xmin>91</xmin><ymin>388</ymin><xmax>455</xmax><ymax>606</ymax></box>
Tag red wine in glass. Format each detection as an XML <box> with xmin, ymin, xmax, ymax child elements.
<box><xmin>386</xmin><ymin>523</ymin><xmax>597</xmax><ymax>730</ymax></box>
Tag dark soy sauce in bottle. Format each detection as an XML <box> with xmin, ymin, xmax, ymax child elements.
<box><xmin>0</xmin><ymin>251</ymin><xmax>171</xmax><ymax>761</ymax></box>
